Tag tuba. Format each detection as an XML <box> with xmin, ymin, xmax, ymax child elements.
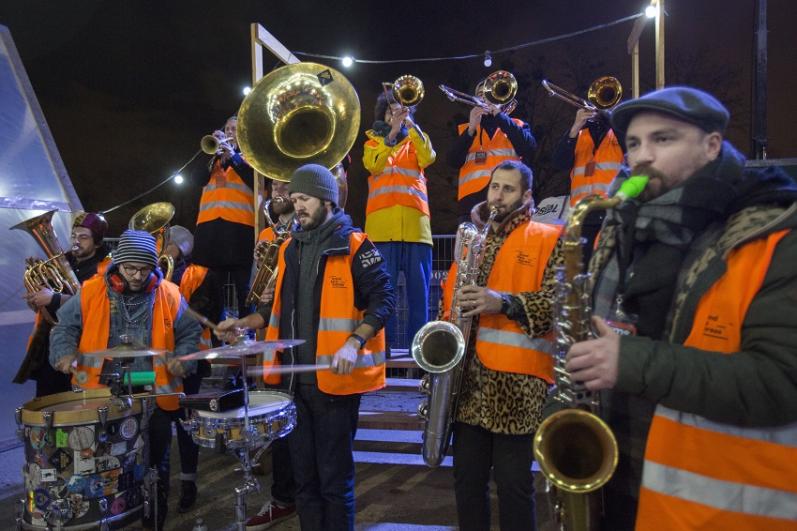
<box><xmin>533</xmin><ymin>176</ymin><xmax>648</xmax><ymax>530</ymax></box>
<box><xmin>12</xmin><ymin>210</ymin><xmax>81</xmax><ymax>324</ymax></box>
<box><xmin>245</xmin><ymin>198</ymin><xmax>293</xmax><ymax>306</ymax></box>
<box><xmin>236</xmin><ymin>62</ymin><xmax>360</xmax><ymax>183</ymax></box>
<box><xmin>411</xmin><ymin>207</ymin><xmax>497</xmax><ymax>467</ymax></box>
<box><xmin>128</xmin><ymin>202</ymin><xmax>175</xmax><ymax>281</ymax></box>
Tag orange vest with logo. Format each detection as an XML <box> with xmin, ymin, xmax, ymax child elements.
<box><xmin>365</xmin><ymin>137</ymin><xmax>430</xmax><ymax>217</ymax></box>
<box><xmin>441</xmin><ymin>221</ymin><xmax>560</xmax><ymax>380</ymax></box>
<box><xmin>258</xmin><ymin>227</ymin><xmax>276</xmax><ymax>243</ymax></box>
<box><xmin>635</xmin><ymin>229</ymin><xmax>797</xmax><ymax>531</ymax></box>
<box><xmin>196</xmin><ymin>159</ymin><xmax>255</xmax><ymax>227</ymax></box>
<box><xmin>569</xmin><ymin>128</ymin><xmax>624</xmax><ymax>206</ymax></box>
<box><xmin>264</xmin><ymin>233</ymin><xmax>386</xmax><ymax>394</ymax></box>
<box><xmin>74</xmin><ymin>275</ymin><xmax>185</xmax><ymax>410</ymax></box>
<box><xmin>457</xmin><ymin>120</ymin><xmax>524</xmax><ymax>201</ymax></box>
<box><xmin>178</xmin><ymin>264</ymin><xmax>212</xmax><ymax>350</ymax></box>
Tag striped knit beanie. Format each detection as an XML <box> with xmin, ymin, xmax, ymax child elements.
<box><xmin>113</xmin><ymin>229</ymin><xmax>158</xmax><ymax>267</ymax></box>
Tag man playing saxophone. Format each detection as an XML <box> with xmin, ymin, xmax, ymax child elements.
<box><xmin>440</xmin><ymin>160</ymin><xmax>563</xmax><ymax>531</ymax></box>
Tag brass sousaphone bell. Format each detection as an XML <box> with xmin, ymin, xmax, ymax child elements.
<box><xmin>128</xmin><ymin>202</ymin><xmax>176</xmax><ymax>280</ymax></box>
<box><xmin>236</xmin><ymin>62</ymin><xmax>361</xmax><ymax>183</ymax></box>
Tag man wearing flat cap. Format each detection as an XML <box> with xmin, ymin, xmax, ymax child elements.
<box><xmin>560</xmin><ymin>87</ymin><xmax>797</xmax><ymax>529</ymax></box>
<box><xmin>217</xmin><ymin>163</ymin><xmax>395</xmax><ymax>530</ymax></box>
<box><xmin>51</xmin><ymin>229</ymin><xmax>201</xmax><ymax>530</ymax></box>
<box><xmin>15</xmin><ymin>211</ymin><xmax>112</xmax><ymax>396</ymax></box>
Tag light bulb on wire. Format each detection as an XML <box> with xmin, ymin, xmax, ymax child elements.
<box><xmin>483</xmin><ymin>51</ymin><xmax>492</xmax><ymax>68</ymax></box>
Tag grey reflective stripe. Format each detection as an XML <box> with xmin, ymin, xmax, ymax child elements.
<box><xmin>368</xmin><ymin>185</ymin><xmax>428</xmax><ymax>203</ymax></box>
<box><xmin>477</xmin><ymin>327</ymin><xmax>556</xmax><ymax>354</ymax></box>
<box><xmin>199</xmin><ymin>201</ymin><xmax>255</xmax><ymax>213</ymax></box>
<box><xmin>204</xmin><ymin>181</ymin><xmax>253</xmax><ymax>194</ymax></box>
<box><xmin>373</xmin><ymin>167</ymin><xmax>422</xmax><ymax>181</ymax></box>
<box><xmin>655</xmin><ymin>406</ymin><xmax>797</xmax><ymax>447</ymax></box>
<box><xmin>79</xmin><ymin>354</ymin><xmax>103</xmax><ymax>368</ymax></box>
<box><xmin>572</xmin><ymin>162</ymin><xmax>623</xmax><ymax>176</ymax></box>
<box><xmin>318</xmin><ymin>317</ymin><xmax>359</xmax><ymax>332</ymax></box>
<box><xmin>269</xmin><ymin>313</ymin><xmax>280</xmax><ymax>329</ymax></box>
<box><xmin>459</xmin><ymin>168</ymin><xmax>492</xmax><ymax>186</ymax></box>
<box><xmin>464</xmin><ymin>148</ymin><xmax>516</xmax><ymax>162</ymax></box>
<box><xmin>317</xmin><ymin>350</ymin><xmax>386</xmax><ymax>368</ymax></box>
<box><xmin>642</xmin><ymin>460</ymin><xmax>797</xmax><ymax>520</ymax></box>
<box><xmin>571</xmin><ymin>183</ymin><xmax>611</xmax><ymax>197</ymax></box>
<box><xmin>262</xmin><ymin>351</ymin><xmax>276</xmax><ymax>362</ymax></box>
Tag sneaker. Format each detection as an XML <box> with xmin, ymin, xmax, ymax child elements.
<box><xmin>178</xmin><ymin>480</ymin><xmax>198</xmax><ymax>513</ymax></box>
<box><xmin>245</xmin><ymin>501</ymin><xmax>297</xmax><ymax>530</ymax></box>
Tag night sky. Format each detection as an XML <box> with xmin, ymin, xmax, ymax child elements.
<box><xmin>2</xmin><ymin>0</ymin><xmax>795</xmax><ymax>234</ymax></box>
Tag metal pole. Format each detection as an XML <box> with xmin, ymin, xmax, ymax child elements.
<box><xmin>632</xmin><ymin>42</ymin><xmax>640</xmax><ymax>98</ymax></box>
<box><xmin>752</xmin><ymin>0</ymin><xmax>768</xmax><ymax>159</ymax></box>
<box><xmin>655</xmin><ymin>0</ymin><xmax>665</xmax><ymax>89</ymax></box>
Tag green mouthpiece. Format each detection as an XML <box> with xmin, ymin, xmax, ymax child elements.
<box><xmin>616</xmin><ymin>175</ymin><xmax>649</xmax><ymax>200</ymax></box>
<box><xmin>124</xmin><ymin>371</ymin><xmax>156</xmax><ymax>386</ymax></box>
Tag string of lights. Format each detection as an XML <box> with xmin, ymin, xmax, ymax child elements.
<box><xmin>295</xmin><ymin>12</ymin><xmax>646</xmax><ymax>67</ymax></box>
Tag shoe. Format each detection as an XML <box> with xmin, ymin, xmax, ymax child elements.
<box><xmin>178</xmin><ymin>480</ymin><xmax>198</xmax><ymax>513</ymax></box>
<box><xmin>245</xmin><ymin>501</ymin><xmax>297</xmax><ymax>530</ymax></box>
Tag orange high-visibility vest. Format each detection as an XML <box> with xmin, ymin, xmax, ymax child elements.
<box><xmin>74</xmin><ymin>275</ymin><xmax>184</xmax><ymax>410</ymax></box>
<box><xmin>457</xmin><ymin>120</ymin><xmax>524</xmax><ymax>201</ymax></box>
<box><xmin>258</xmin><ymin>227</ymin><xmax>275</xmax><ymax>243</ymax></box>
<box><xmin>178</xmin><ymin>264</ymin><xmax>212</xmax><ymax>350</ymax></box>
<box><xmin>441</xmin><ymin>221</ymin><xmax>560</xmax><ymax>380</ymax></box>
<box><xmin>569</xmin><ymin>128</ymin><xmax>624</xmax><ymax>207</ymax></box>
<box><xmin>196</xmin><ymin>160</ymin><xmax>255</xmax><ymax>227</ymax></box>
<box><xmin>635</xmin><ymin>229</ymin><xmax>797</xmax><ymax>531</ymax></box>
<box><xmin>365</xmin><ymin>137</ymin><xmax>430</xmax><ymax>217</ymax></box>
<box><xmin>264</xmin><ymin>233</ymin><xmax>386</xmax><ymax>394</ymax></box>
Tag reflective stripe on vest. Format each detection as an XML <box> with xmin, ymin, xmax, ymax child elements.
<box><xmin>569</xmin><ymin>129</ymin><xmax>623</xmax><ymax>206</ymax></box>
<box><xmin>457</xmin><ymin>120</ymin><xmax>523</xmax><ymax>201</ymax></box>
<box><xmin>196</xmin><ymin>161</ymin><xmax>255</xmax><ymax>226</ymax></box>
<box><xmin>74</xmin><ymin>275</ymin><xmax>184</xmax><ymax>411</ymax></box>
<box><xmin>265</xmin><ymin>233</ymin><xmax>386</xmax><ymax>394</ymax></box>
<box><xmin>178</xmin><ymin>264</ymin><xmax>212</xmax><ymax>351</ymax></box>
<box><xmin>636</xmin><ymin>229</ymin><xmax>797</xmax><ymax>530</ymax></box>
<box><xmin>365</xmin><ymin>138</ymin><xmax>430</xmax><ymax>217</ymax></box>
<box><xmin>467</xmin><ymin>221</ymin><xmax>560</xmax><ymax>380</ymax></box>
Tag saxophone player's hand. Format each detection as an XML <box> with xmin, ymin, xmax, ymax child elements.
<box><xmin>458</xmin><ymin>285</ymin><xmax>502</xmax><ymax>317</ymax></box>
<box><xmin>565</xmin><ymin>317</ymin><xmax>620</xmax><ymax>391</ymax></box>
<box><xmin>259</xmin><ymin>286</ymin><xmax>274</xmax><ymax>306</ymax></box>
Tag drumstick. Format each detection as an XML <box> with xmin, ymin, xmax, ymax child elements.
<box><xmin>184</xmin><ymin>306</ymin><xmax>221</xmax><ymax>332</ymax></box>
<box><xmin>246</xmin><ymin>364</ymin><xmax>332</xmax><ymax>377</ymax></box>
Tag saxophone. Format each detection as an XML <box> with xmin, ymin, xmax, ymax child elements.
<box><xmin>533</xmin><ymin>176</ymin><xmax>648</xmax><ymax>531</ymax></box>
<box><xmin>245</xmin><ymin>198</ymin><xmax>292</xmax><ymax>307</ymax></box>
<box><xmin>411</xmin><ymin>207</ymin><xmax>497</xmax><ymax>467</ymax></box>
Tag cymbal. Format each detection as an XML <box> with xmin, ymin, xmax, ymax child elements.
<box><xmin>82</xmin><ymin>345</ymin><xmax>167</xmax><ymax>358</ymax></box>
<box><xmin>178</xmin><ymin>339</ymin><xmax>305</xmax><ymax>361</ymax></box>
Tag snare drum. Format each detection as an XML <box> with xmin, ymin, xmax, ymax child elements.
<box><xmin>185</xmin><ymin>390</ymin><xmax>296</xmax><ymax>450</ymax></box>
<box><xmin>16</xmin><ymin>388</ymin><xmax>149</xmax><ymax>530</ymax></box>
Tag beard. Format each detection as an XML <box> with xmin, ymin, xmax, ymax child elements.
<box><xmin>630</xmin><ymin>164</ymin><xmax>670</xmax><ymax>202</ymax></box>
<box><xmin>271</xmin><ymin>197</ymin><xmax>294</xmax><ymax>216</ymax></box>
<box><xmin>489</xmin><ymin>198</ymin><xmax>525</xmax><ymax>223</ymax></box>
<box><xmin>298</xmin><ymin>206</ymin><xmax>327</xmax><ymax>231</ymax></box>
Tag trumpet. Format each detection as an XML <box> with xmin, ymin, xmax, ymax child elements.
<box><xmin>384</xmin><ymin>75</ymin><xmax>425</xmax><ymax>108</ymax></box>
<box><xmin>200</xmin><ymin>133</ymin><xmax>235</xmax><ymax>155</ymax></box>
<box><xmin>542</xmin><ymin>76</ymin><xmax>623</xmax><ymax>117</ymax></box>
<box><xmin>439</xmin><ymin>70</ymin><xmax>518</xmax><ymax>114</ymax></box>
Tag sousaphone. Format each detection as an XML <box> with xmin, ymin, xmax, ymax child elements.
<box><xmin>236</xmin><ymin>62</ymin><xmax>361</xmax><ymax>183</ymax></box>
<box><xmin>128</xmin><ymin>202</ymin><xmax>175</xmax><ymax>280</ymax></box>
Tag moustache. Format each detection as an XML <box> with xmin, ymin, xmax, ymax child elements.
<box><xmin>630</xmin><ymin>164</ymin><xmax>667</xmax><ymax>182</ymax></box>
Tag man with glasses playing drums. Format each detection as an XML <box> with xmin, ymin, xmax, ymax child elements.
<box><xmin>217</xmin><ymin>164</ymin><xmax>395</xmax><ymax>531</ymax></box>
<box><xmin>50</xmin><ymin>229</ymin><xmax>201</xmax><ymax>530</ymax></box>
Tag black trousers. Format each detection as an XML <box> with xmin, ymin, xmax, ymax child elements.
<box><xmin>175</xmin><ymin>372</ymin><xmax>202</xmax><ymax>479</ymax></box>
<box><xmin>453</xmin><ymin>422</ymin><xmax>537</xmax><ymax>531</ymax></box>
<box><xmin>147</xmin><ymin>407</ymin><xmax>180</xmax><ymax>530</ymax></box>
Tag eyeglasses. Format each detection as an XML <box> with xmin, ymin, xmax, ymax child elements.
<box><xmin>120</xmin><ymin>264</ymin><xmax>153</xmax><ymax>277</ymax></box>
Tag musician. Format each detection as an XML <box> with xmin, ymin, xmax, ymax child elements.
<box><xmin>565</xmin><ymin>87</ymin><xmax>797</xmax><ymax>530</ymax></box>
<box><xmin>440</xmin><ymin>160</ymin><xmax>563</xmax><ymax>531</ymax></box>
<box><xmin>217</xmin><ymin>164</ymin><xmax>395</xmax><ymax>531</ymax></box>
<box><xmin>259</xmin><ymin>180</ymin><xmax>295</xmax><ymax>241</ymax></box>
<box><xmin>447</xmin><ymin>82</ymin><xmax>536</xmax><ymax>223</ymax></box>
<box><xmin>164</xmin><ymin>225</ymin><xmax>222</xmax><ymax>513</ymax></box>
<box><xmin>15</xmin><ymin>211</ymin><xmax>110</xmax><ymax>396</ymax></box>
<box><xmin>363</xmin><ymin>91</ymin><xmax>434</xmax><ymax>352</ymax></box>
<box><xmin>193</xmin><ymin>115</ymin><xmax>256</xmax><ymax>319</ymax></box>
<box><xmin>50</xmin><ymin>230</ymin><xmax>201</xmax><ymax>530</ymax></box>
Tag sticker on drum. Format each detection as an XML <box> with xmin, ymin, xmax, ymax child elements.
<box><xmin>110</xmin><ymin>494</ymin><xmax>127</xmax><ymax>515</ymax></box>
<box><xmin>55</xmin><ymin>428</ymin><xmax>68</xmax><ymax>448</ymax></box>
<box><xmin>29</xmin><ymin>427</ymin><xmax>48</xmax><ymax>450</ymax></box>
<box><xmin>49</xmin><ymin>448</ymin><xmax>73</xmax><ymax>472</ymax></box>
<box><xmin>74</xmin><ymin>453</ymin><xmax>96</xmax><ymax>475</ymax></box>
<box><xmin>68</xmin><ymin>493</ymin><xmax>90</xmax><ymax>519</ymax></box>
<box><xmin>67</xmin><ymin>475</ymin><xmax>87</xmax><ymax>495</ymax></box>
<box><xmin>33</xmin><ymin>487</ymin><xmax>51</xmax><ymax>510</ymax></box>
<box><xmin>119</xmin><ymin>416</ymin><xmax>138</xmax><ymax>440</ymax></box>
<box><xmin>40</xmin><ymin>468</ymin><xmax>57</xmax><ymax>482</ymax></box>
<box><xmin>96</xmin><ymin>455</ymin><xmax>120</xmax><ymax>473</ymax></box>
<box><xmin>68</xmin><ymin>426</ymin><xmax>95</xmax><ymax>451</ymax></box>
<box><xmin>110</xmin><ymin>441</ymin><xmax>128</xmax><ymax>456</ymax></box>
<box><xmin>25</xmin><ymin>463</ymin><xmax>41</xmax><ymax>491</ymax></box>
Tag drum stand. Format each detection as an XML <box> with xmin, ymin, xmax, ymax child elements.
<box><xmin>231</xmin><ymin>352</ymin><xmax>263</xmax><ymax>531</ymax></box>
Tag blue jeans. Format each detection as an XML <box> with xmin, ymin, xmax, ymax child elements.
<box><xmin>453</xmin><ymin>422</ymin><xmax>537</xmax><ymax>531</ymax></box>
<box><xmin>374</xmin><ymin>241</ymin><xmax>432</xmax><ymax>350</ymax></box>
<box><xmin>289</xmin><ymin>384</ymin><xmax>361</xmax><ymax>531</ymax></box>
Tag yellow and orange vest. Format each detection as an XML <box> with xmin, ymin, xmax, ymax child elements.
<box><xmin>441</xmin><ymin>221</ymin><xmax>560</xmax><ymax>380</ymax></box>
<box><xmin>365</xmin><ymin>137</ymin><xmax>430</xmax><ymax>217</ymax></box>
<box><xmin>73</xmin><ymin>275</ymin><xmax>184</xmax><ymax>411</ymax></box>
<box><xmin>196</xmin><ymin>159</ymin><xmax>255</xmax><ymax>227</ymax></box>
<box><xmin>635</xmin><ymin>229</ymin><xmax>797</xmax><ymax>530</ymax></box>
<box><xmin>569</xmin><ymin>128</ymin><xmax>624</xmax><ymax>207</ymax></box>
<box><xmin>264</xmin><ymin>233</ymin><xmax>386</xmax><ymax>395</ymax></box>
<box><xmin>457</xmin><ymin>120</ymin><xmax>525</xmax><ymax>201</ymax></box>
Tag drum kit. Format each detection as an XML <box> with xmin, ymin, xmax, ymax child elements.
<box><xmin>15</xmin><ymin>336</ymin><xmax>304</xmax><ymax>531</ymax></box>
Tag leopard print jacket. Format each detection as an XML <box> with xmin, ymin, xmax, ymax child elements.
<box><xmin>454</xmin><ymin>203</ymin><xmax>564</xmax><ymax>435</ymax></box>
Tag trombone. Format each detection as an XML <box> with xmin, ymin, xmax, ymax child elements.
<box><xmin>541</xmin><ymin>76</ymin><xmax>623</xmax><ymax>114</ymax></box>
<box><xmin>439</xmin><ymin>70</ymin><xmax>518</xmax><ymax>114</ymax></box>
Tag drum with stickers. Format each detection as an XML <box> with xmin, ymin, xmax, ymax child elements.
<box><xmin>183</xmin><ymin>390</ymin><xmax>296</xmax><ymax>450</ymax></box>
<box><xmin>15</xmin><ymin>388</ymin><xmax>150</xmax><ymax>529</ymax></box>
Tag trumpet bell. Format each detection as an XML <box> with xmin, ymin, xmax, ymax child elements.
<box><xmin>200</xmin><ymin>135</ymin><xmax>220</xmax><ymax>155</ymax></box>
<box><xmin>392</xmin><ymin>75</ymin><xmax>425</xmax><ymax>107</ymax></box>
<box><xmin>587</xmin><ymin>76</ymin><xmax>623</xmax><ymax>109</ymax></box>
<box><xmin>482</xmin><ymin>70</ymin><xmax>517</xmax><ymax>105</ymax></box>
<box><xmin>237</xmin><ymin>62</ymin><xmax>361</xmax><ymax>183</ymax></box>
